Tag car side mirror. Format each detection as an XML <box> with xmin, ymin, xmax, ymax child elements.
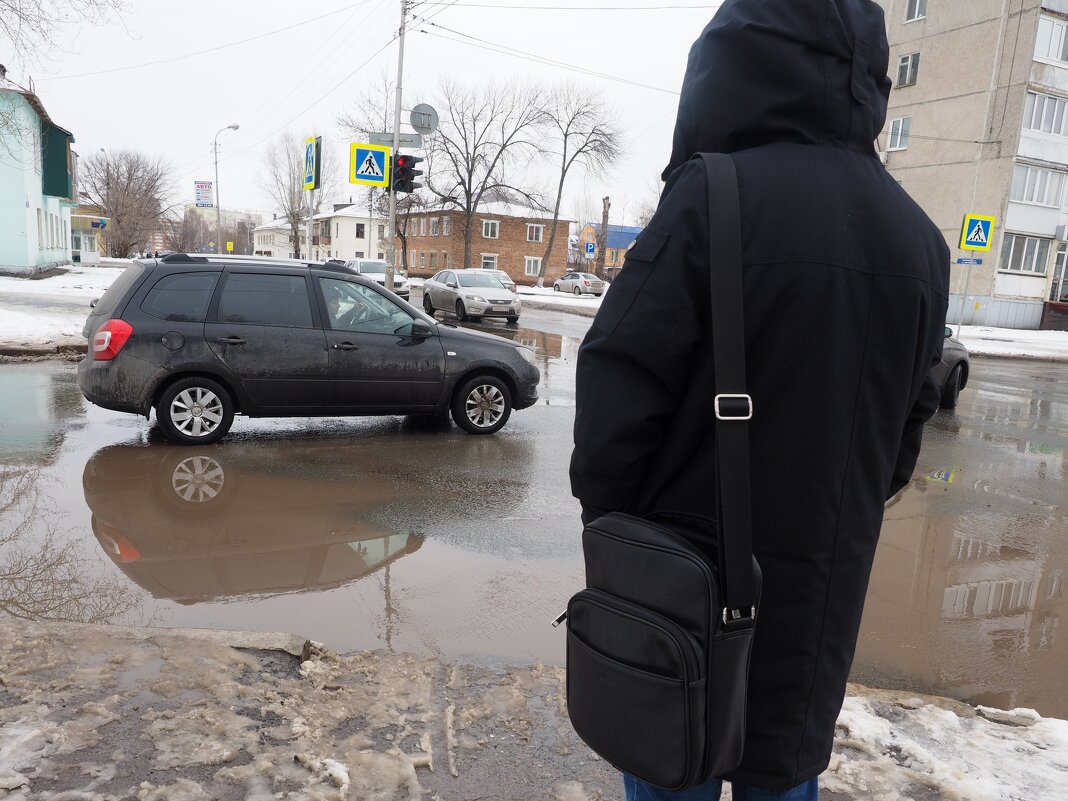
<box><xmin>411</xmin><ymin>322</ymin><xmax>433</xmax><ymax>339</ymax></box>
<box><xmin>446</xmin><ymin>281</ymin><xmax>457</xmax><ymax>288</ymax></box>
<box><xmin>944</xmin><ymin>326</ymin><xmax>953</xmax><ymax>339</ymax></box>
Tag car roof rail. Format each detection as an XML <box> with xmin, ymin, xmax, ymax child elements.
<box><xmin>159</xmin><ymin>253</ymin><xmax>208</xmax><ymax>263</ymax></box>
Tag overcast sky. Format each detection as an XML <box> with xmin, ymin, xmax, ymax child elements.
<box><xmin>12</xmin><ymin>0</ymin><xmax>721</xmax><ymax>225</ymax></box>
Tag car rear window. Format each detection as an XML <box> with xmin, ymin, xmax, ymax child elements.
<box><xmin>141</xmin><ymin>272</ymin><xmax>219</xmax><ymax>322</ymax></box>
<box><xmin>217</xmin><ymin>273</ymin><xmax>313</xmax><ymax>327</ymax></box>
<box><xmin>88</xmin><ymin>264</ymin><xmax>144</xmax><ymax>319</ymax></box>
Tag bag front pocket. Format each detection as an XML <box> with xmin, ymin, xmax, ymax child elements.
<box><xmin>566</xmin><ymin>590</ymin><xmax>704</xmax><ymax>791</ymax></box>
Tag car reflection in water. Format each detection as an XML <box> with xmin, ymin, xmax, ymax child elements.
<box><xmin>83</xmin><ymin>442</ymin><xmax>425</xmax><ymax>604</ymax></box>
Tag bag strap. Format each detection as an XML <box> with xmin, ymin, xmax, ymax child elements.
<box><xmin>699</xmin><ymin>153</ymin><xmax>756</xmax><ymax>624</ymax></box>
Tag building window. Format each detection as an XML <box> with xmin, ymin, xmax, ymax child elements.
<box><xmin>378</xmin><ymin>224</ymin><xmax>386</xmax><ymax>239</ymax></box>
<box><xmin>482</xmin><ymin>220</ymin><xmax>499</xmax><ymax>239</ymax></box>
<box><xmin>355</xmin><ymin>223</ymin><xmax>365</xmax><ymax>239</ymax></box>
<box><xmin>442</xmin><ymin>252</ymin><xmax>449</xmax><ymax>268</ymax></box>
<box><xmin>905</xmin><ymin>0</ymin><xmax>927</xmax><ymax>22</ymax></box>
<box><xmin>1000</xmin><ymin>233</ymin><xmax>1051</xmax><ymax>275</ymax></box>
<box><xmin>1052</xmin><ymin>245</ymin><xmax>1068</xmax><ymax>301</ymax></box>
<box><xmin>888</xmin><ymin>116</ymin><xmax>911</xmax><ymax>150</ymax></box>
<box><xmin>420</xmin><ymin>251</ymin><xmax>426</xmax><ymax>269</ymax></box>
<box><xmin>443</xmin><ymin>218</ymin><xmax>452</xmax><ymax>236</ymax></box>
<box><xmin>896</xmin><ymin>53</ymin><xmax>920</xmax><ymax>87</ymax></box>
<box><xmin>527</xmin><ymin>223</ymin><xmax>544</xmax><ymax>243</ymax></box>
<box><xmin>525</xmin><ymin>256</ymin><xmax>541</xmax><ymax>277</ymax></box>
<box><xmin>481</xmin><ymin>253</ymin><xmax>498</xmax><ymax>269</ymax></box>
<box><xmin>430</xmin><ymin>217</ymin><xmax>440</xmax><ymax>236</ymax></box>
<box><xmin>1024</xmin><ymin>91</ymin><xmax>1068</xmax><ymax>136</ymax></box>
<box><xmin>420</xmin><ymin>218</ymin><xmax>427</xmax><ymax>237</ymax></box>
<box><xmin>430</xmin><ymin>252</ymin><xmax>437</xmax><ymax>269</ymax></box>
<box><xmin>1010</xmin><ymin>164</ymin><xmax>1066</xmax><ymax>207</ymax></box>
<box><xmin>1036</xmin><ymin>15</ymin><xmax>1068</xmax><ymax>63</ymax></box>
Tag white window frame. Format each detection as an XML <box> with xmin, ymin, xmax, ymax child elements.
<box><xmin>888</xmin><ymin>116</ymin><xmax>912</xmax><ymax>151</ymax></box>
<box><xmin>527</xmin><ymin>223</ymin><xmax>544</xmax><ymax>243</ymax></box>
<box><xmin>905</xmin><ymin>0</ymin><xmax>927</xmax><ymax>23</ymax></box>
<box><xmin>1000</xmin><ymin>233</ymin><xmax>1052</xmax><ymax>275</ymax></box>
<box><xmin>1011</xmin><ymin>164</ymin><xmax>1067</xmax><ymax>207</ymax></box>
<box><xmin>897</xmin><ymin>53</ymin><xmax>920</xmax><ymax>88</ymax></box>
<box><xmin>420</xmin><ymin>218</ymin><xmax>427</xmax><ymax>237</ymax></box>
<box><xmin>1035</xmin><ymin>15</ymin><xmax>1068</xmax><ymax>65</ymax></box>
<box><xmin>1023</xmin><ymin>91</ymin><xmax>1068</xmax><ymax>137</ymax></box>
<box><xmin>481</xmin><ymin>253</ymin><xmax>498</xmax><ymax>269</ymax></box>
<box><xmin>524</xmin><ymin>256</ymin><xmax>542</xmax><ymax>277</ymax></box>
<box><xmin>429</xmin><ymin>217</ymin><xmax>440</xmax><ymax>236</ymax></box>
<box><xmin>482</xmin><ymin>220</ymin><xmax>500</xmax><ymax>239</ymax></box>
<box><xmin>420</xmin><ymin>251</ymin><xmax>426</xmax><ymax>269</ymax></box>
<box><xmin>442</xmin><ymin>218</ymin><xmax>451</xmax><ymax>237</ymax></box>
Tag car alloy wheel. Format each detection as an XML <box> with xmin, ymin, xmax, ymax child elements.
<box><xmin>423</xmin><ymin>293</ymin><xmax>435</xmax><ymax>314</ymax></box>
<box><xmin>465</xmin><ymin>384</ymin><xmax>506</xmax><ymax>429</ymax></box>
<box><xmin>554</xmin><ymin>283</ymin><xmax>561</xmax><ymax>292</ymax></box>
<box><xmin>940</xmin><ymin>364</ymin><xmax>963</xmax><ymax>409</ymax></box>
<box><xmin>171</xmin><ymin>455</ymin><xmax>226</xmax><ymax>503</ymax></box>
<box><xmin>456</xmin><ymin>299</ymin><xmax>468</xmax><ymax>322</ymax></box>
<box><xmin>156</xmin><ymin>376</ymin><xmax>235</xmax><ymax>445</ymax></box>
<box><xmin>450</xmin><ymin>375</ymin><xmax>512</xmax><ymax>434</ymax></box>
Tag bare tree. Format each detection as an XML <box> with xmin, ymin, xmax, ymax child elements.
<box><xmin>595</xmin><ymin>196</ymin><xmax>611</xmax><ymax>280</ymax></box>
<box><xmin>536</xmin><ymin>84</ymin><xmax>622</xmax><ymax>286</ymax></box>
<box><xmin>164</xmin><ymin>206</ymin><xmax>208</xmax><ymax>253</ymax></box>
<box><xmin>79</xmin><ymin>149</ymin><xmax>174</xmax><ymax>257</ymax></box>
<box><xmin>260</xmin><ymin>132</ymin><xmax>338</xmax><ymax>259</ymax></box>
<box><xmin>0</xmin><ymin>1</ymin><xmax>126</xmax><ymax>72</ymax></box>
<box><xmin>426</xmin><ymin>79</ymin><xmax>548</xmax><ymax>268</ymax></box>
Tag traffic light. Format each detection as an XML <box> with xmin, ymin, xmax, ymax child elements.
<box><xmin>392</xmin><ymin>154</ymin><xmax>424</xmax><ymax>194</ymax></box>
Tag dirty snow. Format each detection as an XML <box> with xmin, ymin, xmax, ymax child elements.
<box><xmin>954</xmin><ymin>325</ymin><xmax>1068</xmax><ymax>360</ymax></box>
<box><xmin>517</xmin><ymin>285</ymin><xmax>605</xmax><ymax>310</ymax></box>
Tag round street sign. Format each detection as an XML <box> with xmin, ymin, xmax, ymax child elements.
<box><xmin>410</xmin><ymin>103</ymin><xmax>439</xmax><ymax>135</ymax></box>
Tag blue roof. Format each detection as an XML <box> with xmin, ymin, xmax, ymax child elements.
<box><xmin>592</xmin><ymin>224</ymin><xmax>643</xmax><ymax>250</ymax></box>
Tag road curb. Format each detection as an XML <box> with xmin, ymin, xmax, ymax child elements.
<box><xmin>968</xmin><ymin>351</ymin><xmax>1068</xmax><ymax>364</ymax></box>
<box><xmin>519</xmin><ymin>299</ymin><xmax>600</xmax><ymax>319</ymax></box>
<box><xmin>0</xmin><ymin>343</ymin><xmax>86</xmax><ymax>358</ymax></box>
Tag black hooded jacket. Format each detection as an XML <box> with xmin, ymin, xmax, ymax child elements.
<box><xmin>570</xmin><ymin>0</ymin><xmax>949</xmax><ymax>790</ymax></box>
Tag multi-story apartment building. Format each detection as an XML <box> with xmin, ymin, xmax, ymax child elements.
<box><xmin>876</xmin><ymin>0</ymin><xmax>1068</xmax><ymax>328</ymax></box>
<box><xmin>400</xmin><ymin>202</ymin><xmax>572</xmax><ymax>286</ymax></box>
<box><xmin>253</xmin><ymin>205</ymin><xmax>386</xmax><ymax>261</ymax></box>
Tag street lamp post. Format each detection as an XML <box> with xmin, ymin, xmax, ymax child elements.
<box><xmin>213</xmin><ymin>124</ymin><xmax>240</xmax><ymax>253</ymax></box>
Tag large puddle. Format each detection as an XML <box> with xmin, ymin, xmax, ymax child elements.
<box><xmin>0</xmin><ymin>348</ymin><xmax>1065</xmax><ymax>717</ymax></box>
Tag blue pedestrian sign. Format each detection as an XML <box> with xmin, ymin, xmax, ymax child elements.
<box><xmin>350</xmin><ymin>143</ymin><xmax>391</xmax><ymax>188</ymax></box>
<box><xmin>303</xmin><ymin>136</ymin><xmax>322</xmax><ymax>191</ymax></box>
<box><xmin>959</xmin><ymin>213</ymin><xmax>995</xmax><ymax>252</ymax></box>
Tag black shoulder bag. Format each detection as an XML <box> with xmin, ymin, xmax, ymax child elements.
<box><xmin>563</xmin><ymin>153</ymin><xmax>760</xmax><ymax>791</ymax></box>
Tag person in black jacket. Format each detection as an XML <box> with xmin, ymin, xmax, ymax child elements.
<box><xmin>570</xmin><ymin>1</ymin><xmax>949</xmax><ymax>799</ymax></box>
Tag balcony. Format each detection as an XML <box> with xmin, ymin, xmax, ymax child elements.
<box><xmin>313</xmin><ymin>235</ymin><xmax>332</xmax><ymax>246</ymax></box>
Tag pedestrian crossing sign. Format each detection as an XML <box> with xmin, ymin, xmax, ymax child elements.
<box><xmin>959</xmin><ymin>213</ymin><xmax>996</xmax><ymax>252</ymax></box>
<box><xmin>350</xmin><ymin>143</ymin><xmax>391</xmax><ymax>188</ymax></box>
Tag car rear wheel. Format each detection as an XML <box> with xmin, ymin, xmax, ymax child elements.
<box><xmin>423</xmin><ymin>293</ymin><xmax>435</xmax><ymax>315</ymax></box>
<box><xmin>940</xmin><ymin>364</ymin><xmax>963</xmax><ymax>410</ymax></box>
<box><xmin>573</xmin><ymin>286</ymin><xmax>582</xmax><ymax>295</ymax></box>
<box><xmin>553</xmin><ymin>283</ymin><xmax>561</xmax><ymax>292</ymax></box>
<box><xmin>156</xmin><ymin>377</ymin><xmax>234</xmax><ymax>445</ymax></box>
<box><xmin>455</xmin><ymin>300</ymin><xmax>468</xmax><ymax>322</ymax></box>
<box><xmin>451</xmin><ymin>376</ymin><xmax>512</xmax><ymax>435</ymax></box>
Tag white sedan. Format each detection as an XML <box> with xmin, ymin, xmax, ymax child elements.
<box><xmin>423</xmin><ymin>269</ymin><xmax>521</xmax><ymax>324</ymax></box>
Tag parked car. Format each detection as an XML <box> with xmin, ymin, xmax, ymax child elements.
<box><xmin>422</xmin><ymin>269</ymin><xmax>521</xmax><ymax>324</ymax></box>
<box><xmin>343</xmin><ymin>259</ymin><xmax>410</xmax><ymax>300</ymax></box>
<box><xmin>468</xmin><ymin>268</ymin><xmax>517</xmax><ymax>293</ymax></box>
<box><xmin>554</xmin><ymin>272</ymin><xmax>605</xmax><ymax>296</ymax></box>
<box><xmin>933</xmin><ymin>326</ymin><xmax>970</xmax><ymax>409</ymax></box>
<box><xmin>78</xmin><ymin>255</ymin><xmax>540</xmax><ymax>444</ymax></box>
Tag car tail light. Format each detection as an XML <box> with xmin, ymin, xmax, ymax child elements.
<box><xmin>583</xmin><ymin>280</ymin><xmax>591</xmax><ymax>286</ymax></box>
<box><xmin>93</xmin><ymin>319</ymin><xmax>133</xmax><ymax>361</ymax></box>
<box><xmin>96</xmin><ymin>523</ymin><xmax>142</xmax><ymax>563</ymax></box>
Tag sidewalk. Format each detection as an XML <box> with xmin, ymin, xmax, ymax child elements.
<box><xmin>3</xmin><ymin>266</ymin><xmax>1068</xmax><ymax>361</ymax></box>
<box><xmin>1</xmin><ymin>619</ymin><xmax>1065</xmax><ymax>800</ymax></box>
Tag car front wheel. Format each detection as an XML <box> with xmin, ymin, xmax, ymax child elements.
<box><xmin>940</xmin><ymin>364</ymin><xmax>963</xmax><ymax>409</ymax></box>
<box><xmin>455</xmin><ymin>300</ymin><xmax>468</xmax><ymax>322</ymax></box>
<box><xmin>451</xmin><ymin>376</ymin><xmax>512</xmax><ymax>435</ymax></box>
<box><xmin>156</xmin><ymin>377</ymin><xmax>234</xmax><ymax>445</ymax></box>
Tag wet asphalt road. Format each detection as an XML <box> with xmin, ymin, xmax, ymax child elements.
<box><xmin>0</xmin><ymin>306</ymin><xmax>1065</xmax><ymax>718</ymax></box>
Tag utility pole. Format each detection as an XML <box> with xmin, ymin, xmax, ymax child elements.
<box><xmin>386</xmin><ymin>0</ymin><xmax>408</xmax><ymax>291</ymax></box>
<box><xmin>595</xmin><ymin>196</ymin><xmax>611</xmax><ymax>280</ymax></box>
<box><xmin>213</xmin><ymin>124</ymin><xmax>240</xmax><ymax>254</ymax></box>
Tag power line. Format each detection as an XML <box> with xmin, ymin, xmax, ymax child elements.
<box><xmin>38</xmin><ymin>2</ymin><xmax>368</xmax><ymax>81</ymax></box>
<box><xmin>417</xmin><ymin>2</ymin><xmax>713</xmax><ymax>8</ymax></box>
<box><xmin>419</xmin><ymin>22</ymin><xmax>679</xmax><ymax>95</ymax></box>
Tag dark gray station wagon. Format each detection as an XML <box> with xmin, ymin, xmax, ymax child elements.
<box><xmin>78</xmin><ymin>255</ymin><xmax>540</xmax><ymax>444</ymax></box>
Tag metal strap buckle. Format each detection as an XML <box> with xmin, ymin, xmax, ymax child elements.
<box><xmin>722</xmin><ymin>606</ymin><xmax>757</xmax><ymax>625</ymax></box>
<box><xmin>714</xmin><ymin>393</ymin><xmax>753</xmax><ymax>421</ymax></box>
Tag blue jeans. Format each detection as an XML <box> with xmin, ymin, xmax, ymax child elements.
<box><xmin>623</xmin><ymin>773</ymin><xmax>818</xmax><ymax>801</ymax></box>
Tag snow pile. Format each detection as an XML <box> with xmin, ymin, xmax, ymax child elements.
<box><xmin>955</xmin><ymin>325</ymin><xmax>1068</xmax><ymax>360</ymax></box>
<box><xmin>826</xmin><ymin>687</ymin><xmax>1068</xmax><ymax>800</ymax></box>
<box><xmin>0</xmin><ymin>265</ymin><xmax>123</xmax><ymax>301</ymax></box>
<box><xmin>517</xmin><ymin>285</ymin><xmax>605</xmax><ymax>311</ymax></box>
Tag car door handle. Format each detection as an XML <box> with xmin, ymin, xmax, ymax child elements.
<box><xmin>332</xmin><ymin>342</ymin><xmax>359</xmax><ymax>351</ymax></box>
<box><xmin>213</xmin><ymin>336</ymin><xmax>247</xmax><ymax>345</ymax></box>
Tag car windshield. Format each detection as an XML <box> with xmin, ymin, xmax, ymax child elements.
<box><xmin>458</xmin><ymin>274</ymin><xmax>506</xmax><ymax>289</ymax></box>
<box><xmin>356</xmin><ymin>261</ymin><xmax>390</xmax><ymax>274</ymax></box>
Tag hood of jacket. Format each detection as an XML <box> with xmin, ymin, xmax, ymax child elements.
<box><xmin>663</xmin><ymin>0</ymin><xmax>892</xmax><ymax>179</ymax></box>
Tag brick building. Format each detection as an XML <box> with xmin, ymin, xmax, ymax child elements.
<box><xmin>399</xmin><ymin>202</ymin><xmax>573</xmax><ymax>285</ymax></box>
